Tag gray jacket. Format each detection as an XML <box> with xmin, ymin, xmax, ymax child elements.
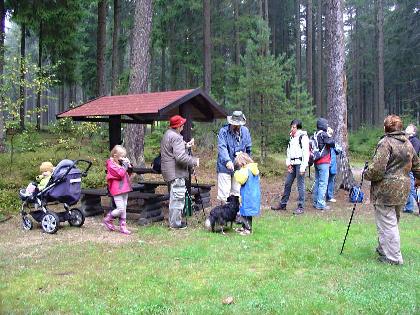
<box><xmin>160</xmin><ymin>128</ymin><xmax>198</xmax><ymax>183</ymax></box>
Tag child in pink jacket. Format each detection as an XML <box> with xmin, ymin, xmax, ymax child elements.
<box><xmin>103</xmin><ymin>145</ymin><xmax>133</xmax><ymax>234</ymax></box>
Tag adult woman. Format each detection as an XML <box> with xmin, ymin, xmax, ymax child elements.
<box><xmin>364</xmin><ymin>115</ymin><xmax>420</xmax><ymax>265</ymax></box>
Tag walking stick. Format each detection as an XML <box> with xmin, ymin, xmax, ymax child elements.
<box><xmin>340</xmin><ymin>161</ymin><xmax>369</xmax><ymax>255</ymax></box>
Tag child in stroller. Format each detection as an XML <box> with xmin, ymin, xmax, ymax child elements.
<box><xmin>23</xmin><ymin>161</ymin><xmax>55</xmax><ymax>196</ymax></box>
<box><xmin>19</xmin><ymin>159</ymin><xmax>92</xmax><ymax>234</ymax></box>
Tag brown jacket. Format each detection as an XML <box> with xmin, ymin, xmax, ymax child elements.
<box><xmin>160</xmin><ymin>128</ymin><xmax>197</xmax><ymax>183</ymax></box>
<box><xmin>364</xmin><ymin>131</ymin><xmax>420</xmax><ymax>205</ymax></box>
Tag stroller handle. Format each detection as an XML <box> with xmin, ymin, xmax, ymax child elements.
<box><xmin>74</xmin><ymin>159</ymin><xmax>93</xmax><ymax>177</ymax></box>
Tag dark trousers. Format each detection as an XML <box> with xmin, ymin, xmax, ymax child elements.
<box><xmin>280</xmin><ymin>164</ymin><xmax>305</xmax><ymax>209</ymax></box>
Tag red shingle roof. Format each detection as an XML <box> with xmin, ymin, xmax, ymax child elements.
<box><xmin>58</xmin><ymin>89</ymin><xmax>195</xmax><ymax>117</ymax></box>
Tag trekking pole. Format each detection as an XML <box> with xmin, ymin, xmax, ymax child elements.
<box><xmin>340</xmin><ymin>161</ymin><xmax>369</xmax><ymax>255</ymax></box>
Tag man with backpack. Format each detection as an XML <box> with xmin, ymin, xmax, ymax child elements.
<box><xmin>311</xmin><ymin>118</ymin><xmax>336</xmax><ymax>210</ymax></box>
<box><xmin>271</xmin><ymin>119</ymin><xmax>310</xmax><ymax>215</ymax></box>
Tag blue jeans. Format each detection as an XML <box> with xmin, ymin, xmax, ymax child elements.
<box><xmin>326</xmin><ymin>173</ymin><xmax>336</xmax><ymax>201</ymax></box>
<box><xmin>313</xmin><ymin>163</ymin><xmax>329</xmax><ymax>209</ymax></box>
<box><xmin>280</xmin><ymin>165</ymin><xmax>305</xmax><ymax>209</ymax></box>
<box><xmin>404</xmin><ymin>172</ymin><xmax>417</xmax><ymax>212</ymax></box>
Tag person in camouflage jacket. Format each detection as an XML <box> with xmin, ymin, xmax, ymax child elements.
<box><xmin>364</xmin><ymin>115</ymin><xmax>420</xmax><ymax>265</ymax></box>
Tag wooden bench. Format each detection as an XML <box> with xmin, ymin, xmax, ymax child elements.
<box><xmin>136</xmin><ymin>180</ymin><xmax>214</xmax><ymax>210</ymax></box>
<box><xmin>80</xmin><ymin>185</ymin><xmax>170</xmax><ymax>225</ymax></box>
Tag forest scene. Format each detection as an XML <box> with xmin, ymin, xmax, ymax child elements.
<box><xmin>0</xmin><ymin>0</ymin><xmax>419</xmax><ymax>314</ymax></box>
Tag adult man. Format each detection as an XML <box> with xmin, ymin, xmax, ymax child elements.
<box><xmin>161</xmin><ymin>115</ymin><xmax>199</xmax><ymax>229</ymax></box>
<box><xmin>364</xmin><ymin>115</ymin><xmax>420</xmax><ymax>265</ymax></box>
<box><xmin>271</xmin><ymin>119</ymin><xmax>309</xmax><ymax>215</ymax></box>
<box><xmin>312</xmin><ymin>118</ymin><xmax>335</xmax><ymax>210</ymax></box>
<box><xmin>217</xmin><ymin>110</ymin><xmax>252</xmax><ymax>203</ymax></box>
<box><xmin>404</xmin><ymin>123</ymin><xmax>420</xmax><ymax>214</ymax></box>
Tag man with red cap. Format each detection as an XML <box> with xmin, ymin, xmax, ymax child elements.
<box><xmin>161</xmin><ymin>115</ymin><xmax>199</xmax><ymax>229</ymax></box>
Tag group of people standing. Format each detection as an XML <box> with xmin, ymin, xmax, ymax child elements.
<box><xmin>271</xmin><ymin>117</ymin><xmax>342</xmax><ymax>214</ymax></box>
<box><xmin>102</xmin><ymin>109</ymin><xmax>420</xmax><ymax>266</ymax></box>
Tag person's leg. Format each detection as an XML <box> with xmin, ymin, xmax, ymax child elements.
<box><xmin>169</xmin><ymin>178</ymin><xmax>186</xmax><ymax>228</ymax></box>
<box><xmin>374</xmin><ymin>204</ymin><xmax>403</xmax><ymax>264</ymax></box>
<box><xmin>104</xmin><ymin>195</ymin><xmax>124</xmax><ymax>231</ymax></box>
<box><xmin>326</xmin><ymin>173</ymin><xmax>336</xmax><ymax>201</ymax></box>
<box><xmin>119</xmin><ymin>194</ymin><xmax>131</xmax><ymax>234</ymax></box>
<box><xmin>217</xmin><ymin>173</ymin><xmax>232</xmax><ymax>204</ymax></box>
<box><xmin>404</xmin><ymin>172</ymin><xmax>415</xmax><ymax>213</ymax></box>
<box><xmin>296</xmin><ymin>166</ymin><xmax>305</xmax><ymax>210</ymax></box>
<box><xmin>312</xmin><ymin>165</ymin><xmax>320</xmax><ymax>207</ymax></box>
<box><xmin>314</xmin><ymin>164</ymin><xmax>329</xmax><ymax>209</ymax></box>
<box><xmin>279</xmin><ymin>166</ymin><xmax>297</xmax><ymax>207</ymax></box>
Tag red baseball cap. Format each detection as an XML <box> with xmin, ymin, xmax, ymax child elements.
<box><xmin>169</xmin><ymin>115</ymin><xmax>187</xmax><ymax>128</ymax></box>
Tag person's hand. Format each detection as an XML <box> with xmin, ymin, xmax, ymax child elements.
<box><xmin>287</xmin><ymin>165</ymin><xmax>293</xmax><ymax>173</ymax></box>
<box><xmin>226</xmin><ymin>161</ymin><xmax>234</xmax><ymax>171</ymax></box>
<box><xmin>300</xmin><ymin>171</ymin><xmax>305</xmax><ymax>176</ymax></box>
<box><xmin>186</xmin><ymin>138</ymin><xmax>195</xmax><ymax>148</ymax></box>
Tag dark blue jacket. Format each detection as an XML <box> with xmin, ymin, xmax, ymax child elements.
<box><xmin>409</xmin><ymin>135</ymin><xmax>420</xmax><ymax>155</ymax></box>
<box><xmin>217</xmin><ymin>125</ymin><xmax>252</xmax><ymax>174</ymax></box>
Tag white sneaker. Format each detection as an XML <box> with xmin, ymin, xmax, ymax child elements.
<box><xmin>328</xmin><ymin>198</ymin><xmax>337</xmax><ymax>203</ymax></box>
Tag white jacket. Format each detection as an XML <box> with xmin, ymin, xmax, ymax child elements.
<box><xmin>286</xmin><ymin>130</ymin><xmax>310</xmax><ymax>173</ymax></box>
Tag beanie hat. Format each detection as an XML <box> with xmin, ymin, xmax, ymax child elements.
<box><xmin>169</xmin><ymin>115</ymin><xmax>187</xmax><ymax>128</ymax></box>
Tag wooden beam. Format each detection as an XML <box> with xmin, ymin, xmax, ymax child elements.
<box><xmin>109</xmin><ymin>115</ymin><xmax>121</xmax><ymax>150</ymax></box>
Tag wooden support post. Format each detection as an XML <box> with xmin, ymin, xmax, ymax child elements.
<box><xmin>109</xmin><ymin>115</ymin><xmax>122</xmax><ymax>150</ymax></box>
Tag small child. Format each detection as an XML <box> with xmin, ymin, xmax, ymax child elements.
<box><xmin>103</xmin><ymin>145</ymin><xmax>133</xmax><ymax>235</ymax></box>
<box><xmin>24</xmin><ymin>161</ymin><xmax>55</xmax><ymax>195</ymax></box>
<box><xmin>233</xmin><ymin>152</ymin><xmax>261</xmax><ymax>235</ymax></box>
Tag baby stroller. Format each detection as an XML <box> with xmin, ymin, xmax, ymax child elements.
<box><xmin>19</xmin><ymin>159</ymin><xmax>92</xmax><ymax>234</ymax></box>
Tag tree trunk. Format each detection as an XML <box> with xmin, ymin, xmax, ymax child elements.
<box><xmin>36</xmin><ymin>21</ymin><xmax>43</xmax><ymax>131</ymax></box>
<box><xmin>124</xmin><ymin>0</ymin><xmax>153</xmax><ymax>167</ymax></box>
<box><xmin>0</xmin><ymin>0</ymin><xmax>5</xmax><ymax>152</ymax></box>
<box><xmin>306</xmin><ymin>0</ymin><xmax>313</xmax><ymax>102</ymax></box>
<box><xmin>234</xmin><ymin>0</ymin><xmax>240</xmax><ymax>65</ymax></box>
<box><xmin>19</xmin><ymin>24</ymin><xmax>26</xmax><ymax>130</ymax></box>
<box><xmin>316</xmin><ymin>0</ymin><xmax>322</xmax><ymax>116</ymax></box>
<box><xmin>59</xmin><ymin>84</ymin><xmax>65</xmax><ymax>113</ymax></box>
<box><xmin>111</xmin><ymin>0</ymin><xmax>120</xmax><ymax>96</ymax></box>
<box><xmin>296</xmin><ymin>0</ymin><xmax>301</xmax><ymax>108</ymax></box>
<box><xmin>377</xmin><ymin>0</ymin><xmax>385</xmax><ymax>124</ymax></box>
<box><xmin>96</xmin><ymin>0</ymin><xmax>107</xmax><ymax>97</ymax></box>
<box><xmin>325</xmin><ymin>0</ymin><xmax>354</xmax><ymax>190</ymax></box>
<box><xmin>203</xmin><ymin>0</ymin><xmax>211</xmax><ymax>93</ymax></box>
<box><xmin>161</xmin><ymin>43</ymin><xmax>166</xmax><ymax>91</ymax></box>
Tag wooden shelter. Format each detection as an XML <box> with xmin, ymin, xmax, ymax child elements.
<box><xmin>57</xmin><ymin>88</ymin><xmax>227</xmax><ymax>149</ymax></box>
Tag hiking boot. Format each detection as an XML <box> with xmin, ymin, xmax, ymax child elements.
<box><xmin>119</xmin><ymin>219</ymin><xmax>131</xmax><ymax>235</ymax></box>
<box><xmin>170</xmin><ymin>223</ymin><xmax>187</xmax><ymax>230</ymax></box>
<box><xmin>375</xmin><ymin>247</ymin><xmax>385</xmax><ymax>257</ymax></box>
<box><xmin>271</xmin><ymin>204</ymin><xmax>286</xmax><ymax>211</ymax></box>
<box><xmin>103</xmin><ymin>213</ymin><xmax>116</xmax><ymax>231</ymax></box>
<box><xmin>377</xmin><ymin>256</ymin><xmax>401</xmax><ymax>265</ymax></box>
<box><xmin>293</xmin><ymin>207</ymin><xmax>304</xmax><ymax>215</ymax></box>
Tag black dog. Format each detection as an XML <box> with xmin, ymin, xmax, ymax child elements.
<box><xmin>204</xmin><ymin>195</ymin><xmax>240</xmax><ymax>234</ymax></box>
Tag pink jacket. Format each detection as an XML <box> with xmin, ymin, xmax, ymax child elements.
<box><xmin>106</xmin><ymin>159</ymin><xmax>132</xmax><ymax>196</ymax></box>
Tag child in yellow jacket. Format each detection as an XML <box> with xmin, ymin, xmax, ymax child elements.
<box><xmin>234</xmin><ymin>152</ymin><xmax>261</xmax><ymax>235</ymax></box>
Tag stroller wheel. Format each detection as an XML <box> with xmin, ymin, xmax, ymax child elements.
<box><xmin>41</xmin><ymin>212</ymin><xmax>60</xmax><ymax>234</ymax></box>
<box><xmin>68</xmin><ymin>208</ymin><xmax>85</xmax><ymax>227</ymax></box>
<box><xmin>22</xmin><ymin>216</ymin><xmax>33</xmax><ymax>230</ymax></box>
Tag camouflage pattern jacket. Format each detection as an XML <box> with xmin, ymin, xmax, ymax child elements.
<box><xmin>364</xmin><ymin>131</ymin><xmax>420</xmax><ymax>205</ymax></box>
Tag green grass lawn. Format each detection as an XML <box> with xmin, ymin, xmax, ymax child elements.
<box><xmin>1</xmin><ymin>212</ymin><xmax>419</xmax><ymax>314</ymax></box>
